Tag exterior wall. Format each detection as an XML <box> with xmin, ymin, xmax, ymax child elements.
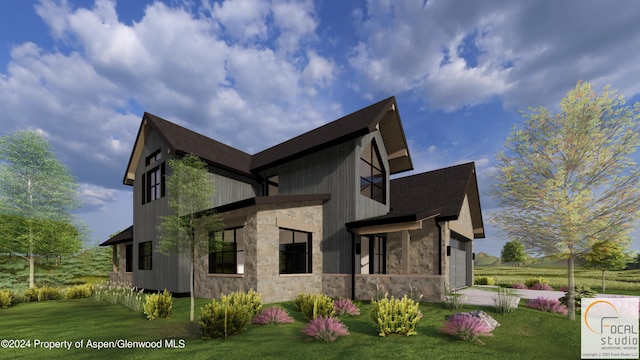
<box><xmin>323</xmin><ymin>274</ymin><xmax>445</xmax><ymax>302</ymax></box>
<box><xmin>194</xmin><ymin>200</ymin><xmax>324</xmax><ymax>304</ymax></box>
<box><xmin>132</xmin><ymin>126</ymin><xmax>259</xmax><ymax>294</ymax></box>
<box><xmin>256</xmin><ymin>131</ymin><xmax>391</xmax><ymax>274</ymax></box>
<box><xmin>448</xmin><ymin>195</ymin><xmax>475</xmax><ymax>286</ymax></box>
<box><xmin>386</xmin><ymin>221</ymin><xmax>440</xmax><ymax>275</ymax></box>
<box><xmin>109</xmin><ymin>242</ymin><xmax>133</xmax><ymax>284</ymax></box>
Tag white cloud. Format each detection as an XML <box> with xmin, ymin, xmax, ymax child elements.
<box><xmin>347</xmin><ymin>0</ymin><xmax>640</xmax><ymax>111</ymax></box>
<box><xmin>78</xmin><ymin>183</ymin><xmax>118</xmax><ymax>212</ymax></box>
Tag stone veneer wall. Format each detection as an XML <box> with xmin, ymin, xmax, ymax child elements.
<box><xmin>109</xmin><ymin>242</ymin><xmax>133</xmax><ymax>285</ymax></box>
<box><xmin>386</xmin><ymin>221</ymin><xmax>440</xmax><ymax>275</ymax></box>
<box><xmin>193</xmin><ymin>201</ymin><xmax>324</xmax><ymax>304</ymax></box>
<box><xmin>323</xmin><ymin>274</ymin><xmax>445</xmax><ymax>302</ymax></box>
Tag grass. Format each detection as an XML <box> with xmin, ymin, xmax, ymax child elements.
<box><xmin>475</xmin><ymin>266</ymin><xmax>640</xmax><ymax>295</ymax></box>
<box><xmin>0</xmin><ymin>297</ymin><xmax>581</xmax><ymax>360</ymax></box>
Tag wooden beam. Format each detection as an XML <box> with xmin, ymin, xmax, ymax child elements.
<box><xmin>352</xmin><ymin>220</ymin><xmax>422</xmax><ymax>235</ymax></box>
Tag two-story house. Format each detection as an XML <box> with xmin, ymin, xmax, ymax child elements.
<box><xmin>100</xmin><ymin>96</ymin><xmax>484</xmax><ymax>303</ymax></box>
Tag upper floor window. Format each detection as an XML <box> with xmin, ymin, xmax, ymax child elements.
<box><xmin>266</xmin><ymin>174</ymin><xmax>279</xmax><ymax>196</ymax></box>
<box><xmin>279</xmin><ymin>228</ymin><xmax>312</xmax><ymax>274</ymax></box>
<box><xmin>141</xmin><ymin>150</ymin><xmax>165</xmax><ymax>204</ymax></box>
<box><xmin>360</xmin><ymin>140</ymin><xmax>386</xmax><ymax>204</ymax></box>
<box><xmin>209</xmin><ymin>227</ymin><xmax>245</xmax><ymax>274</ymax></box>
<box><xmin>138</xmin><ymin>241</ymin><xmax>153</xmax><ymax>270</ymax></box>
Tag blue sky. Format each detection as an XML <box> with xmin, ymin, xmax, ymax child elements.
<box><xmin>1</xmin><ymin>0</ymin><xmax>640</xmax><ymax>257</ymax></box>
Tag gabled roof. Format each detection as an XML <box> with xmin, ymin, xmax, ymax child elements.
<box><xmin>123</xmin><ymin>96</ymin><xmax>413</xmax><ymax>185</ymax></box>
<box><xmin>347</xmin><ymin>162</ymin><xmax>485</xmax><ymax>238</ymax></box>
<box><xmin>99</xmin><ymin>225</ymin><xmax>133</xmax><ymax>246</ymax></box>
<box><xmin>251</xmin><ymin>96</ymin><xmax>413</xmax><ymax>174</ymax></box>
<box><xmin>123</xmin><ymin>113</ymin><xmax>253</xmax><ymax>185</ymax></box>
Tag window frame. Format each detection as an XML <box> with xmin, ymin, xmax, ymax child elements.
<box><xmin>279</xmin><ymin>228</ymin><xmax>312</xmax><ymax>274</ymax></box>
<box><xmin>360</xmin><ymin>139</ymin><xmax>386</xmax><ymax>204</ymax></box>
<box><xmin>138</xmin><ymin>241</ymin><xmax>153</xmax><ymax>270</ymax></box>
<box><xmin>125</xmin><ymin>244</ymin><xmax>133</xmax><ymax>273</ymax></box>
<box><xmin>266</xmin><ymin>174</ymin><xmax>279</xmax><ymax>196</ymax></box>
<box><xmin>208</xmin><ymin>227</ymin><xmax>245</xmax><ymax>274</ymax></box>
<box><xmin>142</xmin><ymin>149</ymin><xmax>165</xmax><ymax>205</ymax></box>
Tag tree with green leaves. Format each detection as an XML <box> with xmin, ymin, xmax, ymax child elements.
<box><xmin>156</xmin><ymin>153</ymin><xmax>223</xmax><ymax>321</ymax></box>
<box><xmin>492</xmin><ymin>81</ymin><xmax>640</xmax><ymax>320</ymax></box>
<box><xmin>583</xmin><ymin>239</ymin><xmax>632</xmax><ymax>293</ymax></box>
<box><xmin>0</xmin><ymin>130</ymin><xmax>83</xmax><ymax>288</ymax></box>
<box><xmin>500</xmin><ymin>240</ymin><xmax>528</xmax><ymax>267</ymax></box>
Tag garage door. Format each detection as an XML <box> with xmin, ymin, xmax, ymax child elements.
<box><xmin>449</xmin><ymin>247</ymin><xmax>467</xmax><ymax>289</ymax></box>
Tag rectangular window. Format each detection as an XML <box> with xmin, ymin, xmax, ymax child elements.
<box><xmin>145</xmin><ymin>149</ymin><xmax>162</xmax><ymax>166</ymax></box>
<box><xmin>138</xmin><ymin>241</ymin><xmax>152</xmax><ymax>270</ymax></box>
<box><xmin>266</xmin><ymin>174</ymin><xmax>279</xmax><ymax>196</ymax></box>
<box><xmin>358</xmin><ymin>235</ymin><xmax>386</xmax><ymax>274</ymax></box>
<box><xmin>279</xmin><ymin>228</ymin><xmax>312</xmax><ymax>274</ymax></box>
<box><xmin>125</xmin><ymin>244</ymin><xmax>133</xmax><ymax>272</ymax></box>
<box><xmin>143</xmin><ymin>162</ymin><xmax>165</xmax><ymax>204</ymax></box>
<box><xmin>209</xmin><ymin>227</ymin><xmax>245</xmax><ymax>274</ymax></box>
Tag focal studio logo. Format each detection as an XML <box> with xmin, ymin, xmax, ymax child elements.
<box><xmin>581</xmin><ymin>297</ymin><xmax>639</xmax><ymax>359</ymax></box>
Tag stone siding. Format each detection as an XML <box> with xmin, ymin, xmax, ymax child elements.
<box><xmin>323</xmin><ymin>274</ymin><xmax>445</xmax><ymax>302</ymax></box>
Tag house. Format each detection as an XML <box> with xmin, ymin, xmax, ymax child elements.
<box><xmin>100</xmin><ymin>96</ymin><xmax>484</xmax><ymax>303</ymax></box>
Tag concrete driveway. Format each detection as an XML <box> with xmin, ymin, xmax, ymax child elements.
<box><xmin>457</xmin><ymin>286</ymin><xmax>567</xmax><ymax>308</ymax></box>
<box><xmin>457</xmin><ymin>286</ymin><xmax>640</xmax><ymax>308</ymax></box>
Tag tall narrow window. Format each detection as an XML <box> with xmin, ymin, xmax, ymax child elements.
<box><xmin>279</xmin><ymin>228</ymin><xmax>312</xmax><ymax>274</ymax></box>
<box><xmin>138</xmin><ymin>241</ymin><xmax>152</xmax><ymax>270</ymax></box>
<box><xmin>360</xmin><ymin>140</ymin><xmax>386</xmax><ymax>204</ymax></box>
<box><xmin>142</xmin><ymin>149</ymin><xmax>165</xmax><ymax>204</ymax></box>
<box><xmin>209</xmin><ymin>227</ymin><xmax>245</xmax><ymax>274</ymax></box>
<box><xmin>266</xmin><ymin>175</ymin><xmax>279</xmax><ymax>196</ymax></box>
<box><xmin>358</xmin><ymin>235</ymin><xmax>386</xmax><ymax>274</ymax></box>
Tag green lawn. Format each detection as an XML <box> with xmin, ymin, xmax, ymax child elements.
<box><xmin>0</xmin><ymin>296</ymin><xmax>580</xmax><ymax>360</ymax></box>
<box><xmin>475</xmin><ymin>266</ymin><xmax>640</xmax><ymax>295</ymax></box>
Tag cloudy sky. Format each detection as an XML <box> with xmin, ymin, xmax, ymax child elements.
<box><xmin>1</xmin><ymin>0</ymin><xmax>640</xmax><ymax>256</ymax></box>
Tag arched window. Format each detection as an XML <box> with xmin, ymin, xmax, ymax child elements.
<box><xmin>360</xmin><ymin>139</ymin><xmax>386</xmax><ymax>204</ymax></box>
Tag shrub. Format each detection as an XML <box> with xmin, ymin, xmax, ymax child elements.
<box><xmin>92</xmin><ymin>281</ymin><xmax>145</xmax><ymax>313</ymax></box>
<box><xmin>333</xmin><ymin>298</ymin><xmax>360</xmax><ymax>316</ymax></box>
<box><xmin>407</xmin><ymin>285</ymin><xmax>424</xmax><ymax>303</ymax></box>
<box><xmin>493</xmin><ymin>287</ymin><xmax>516</xmax><ymax>315</ymax></box>
<box><xmin>301</xmin><ymin>316</ymin><xmax>349</xmax><ymax>342</ymax></box>
<box><xmin>559</xmin><ymin>285</ymin><xmax>570</xmax><ymax>292</ymax></box>
<box><xmin>143</xmin><ymin>289</ymin><xmax>173</xmax><ymax>320</ymax></box>
<box><xmin>66</xmin><ymin>284</ymin><xmax>93</xmax><ymax>299</ymax></box>
<box><xmin>524</xmin><ymin>277</ymin><xmax>547</xmax><ymax>288</ymax></box>
<box><xmin>529</xmin><ymin>283</ymin><xmax>553</xmax><ymax>291</ymax></box>
<box><xmin>199</xmin><ymin>289</ymin><xmax>263</xmax><ymax>338</ymax></box>
<box><xmin>510</xmin><ymin>283</ymin><xmax>527</xmax><ymax>289</ymax></box>
<box><xmin>23</xmin><ymin>287</ymin><xmax>39</xmax><ymax>302</ymax></box>
<box><xmin>474</xmin><ymin>276</ymin><xmax>495</xmax><ymax>285</ymax></box>
<box><xmin>252</xmin><ymin>307</ymin><xmax>294</xmax><ymax>325</ymax></box>
<box><xmin>527</xmin><ymin>297</ymin><xmax>568</xmax><ymax>315</ymax></box>
<box><xmin>37</xmin><ymin>286</ymin><xmax>62</xmax><ymax>301</ymax></box>
<box><xmin>0</xmin><ymin>289</ymin><xmax>16</xmax><ymax>308</ymax></box>
<box><xmin>294</xmin><ymin>293</ymin><xmax>335</xmax><ymax>320</ymax></box>
<box><xmin>440</xmin><ymin>313</ymin><xmax>494</xmax><ymax>344</ymax></box>
<box><xmin>443</xmin><ymin>293</ymin><xmax>467</xmax><ymax>311</ymax></box>
<box><xmin>370</xmin><ymin>294</ymin><xmax>422</xmax><ymax>337</ymax></box>
<box><xmin>559</xmin><ymin>284</ymin><xmax>596</xmax><ymax>309</ymax></box>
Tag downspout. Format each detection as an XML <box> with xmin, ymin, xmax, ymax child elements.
<box><xmin>349</xmin><ymin>230</ymin><xmax>356</xmax><ymax>300</ymax></box>
<box><xmin>435</xmin><ymin>220</ymin><xmax>442</xmax><ymax>275</ymax></box>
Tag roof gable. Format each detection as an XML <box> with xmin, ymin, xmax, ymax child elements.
<box><xmin>347</xmin><ymin>162</ymin><xmax>485</xmax><ymax>238</ymax></box>
<box><xmin>251</xmin><ymin>96</ymin><xmax>413</xmax><ymax>174</ymax></box>
<box><xmin>123</xmin><ymin>113</ymin><xmax>253</xmax><ymax>185</ymax></box>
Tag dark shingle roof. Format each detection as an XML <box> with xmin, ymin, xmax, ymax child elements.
<box><xmin>347</xmin><ymin>162</ymin><xmax>484</xmax><ymax>238</ymax></box>
<box><xmin>99</xmin><ymin>225</ymin><xmax>133</xmax><ymax>246</ymax></box>
<box><xmin>145</xmin><ymin>113</ymin><xmax>253</xmax><ymax>177</ymax></box>
<box><xmin>251</xmin><ymin>96</ymin><xmax>407</xmax><ymax>172</ymax></box>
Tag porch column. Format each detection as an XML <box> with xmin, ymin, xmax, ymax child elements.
<box><xmin>401</xmin><ymin>230</ymin><xmax>410</xmax><ymax>274</ymax></box>
<box><xmin>112</xmin><ymin>245</ymin><xmax>118</xmax><ymax>272</ymax></box>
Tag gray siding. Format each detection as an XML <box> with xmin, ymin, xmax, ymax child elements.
<box><xmin>257</xmin><ymin>131</ymin><xmax>391</xmax><ymax>273</ymax></box>
<box><xmin>132</xmin><ymin>127</ymin><xmax>259</xmax><ymax>293</ymax></box>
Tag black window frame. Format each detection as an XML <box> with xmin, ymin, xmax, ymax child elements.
<box><xmin>142</xmin><ymin>150</ymin><xmax>165</xmax><ymax>205</ymax></box>
<box><xmin>138</xmin><ymin>241</ymin><xmax>152</xmax><ymax>270</ymax></box>
<box><xmin>209</xmin><ymin>227</ymin><xmax>245</xmax><ymax>274</ymax></box>
<box><xmin>279</xmin><ymin>228</ymin><xmax>312</xmax><ymax>274</ymax></box>
<box><xmin>360</xmin><ymin>139</ymin><xmax>386</xmax><ymax>204</ymax></box>
<box><xmin>266</xmin><ymin>174</ymin><xmax>279</xmax><ymax>196</ymax></box>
